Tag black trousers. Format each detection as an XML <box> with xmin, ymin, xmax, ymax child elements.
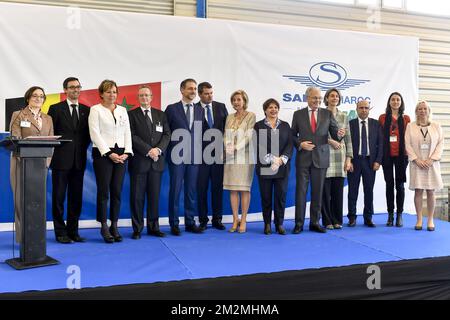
<box><xmin>130</xmin><ymin>169</ymin><xmax>162</xmax><ymax>233</ymax></box>
<box><xmin>92</xmin><ymin>148</ymin><xmax>126</xmax><ymax>223</ymax></box>
<box><xmin>382</xmin><ymin>156</ymin><xmax>406</xmax><ymax>214</ymax></box>
<box><xmin>258</xmin><ymin>175</ymin><xmax>289</xmax><ymax>226</ymax></box>
<box><xmin>51</xmin><ymin>168</ymin><xmax>85</xmax><ymax>237</ymax></box>
<box><xmin>295</xmin><ymin>166</ymin><xmax>327</xmax><ymax>227</ymax></box>
<box><xmin>347</xmin><ymin>156</ymin><xmax>376</xmax><ymax>221</ymax></box>
<box><xmin>198</xmin><ymin>163</ymin><xmax>224</xmax><ymax>224</ymax></box>
<box><xmin>321</xmin><ymin>177</ymin><xmax>344</xmax><ymax>226</ymax></box>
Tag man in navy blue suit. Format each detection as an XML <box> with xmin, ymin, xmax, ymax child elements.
<box><xmin>196</xmin><ymin>82</ymin><xmax>228</xmax><ymax>231</ymax></box>
<box><xmin>165</xmin><ymin>79</ymin><xmax>204</xmax><ymax>235</ymax></box>
<box><xmin>347</xmin><ymin>100</ymin><xmax>383</xmax><ymax>227</ymax></box>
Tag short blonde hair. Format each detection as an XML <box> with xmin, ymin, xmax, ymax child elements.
<box><xmin>415</xmin><ymin>100</ymin><xmax>432</xmax><ymax>121</ymax></box>
<box><xmin>230</xmin><ymin>90</ymin><xmax>249</xmax><ymax>110</ymax></box>
<box><xmin>98</xmin><ymin>79</ymin><xmax>118</xmax><ymax>97</ymax></box>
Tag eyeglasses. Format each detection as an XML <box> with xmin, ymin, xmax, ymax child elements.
<box><xmin>138</xmin><ymin>94</ymin><xmax>153</xmax><ymax>97</ymax></box>
<box><xmin>31</xmin><ymin>94</ymin><xmax>45</xmax><ymax>99</ymax></box>
<box><xmin>309</xmin><ymin>96</ymin><xmax>322</xmax><ymax>100</ymax></box>
<box><xmin>67</xmin><ymin>85</ymin><xmax>82</xmax><ymax>90</ymax></box>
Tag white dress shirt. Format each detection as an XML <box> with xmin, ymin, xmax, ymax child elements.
<box><xmin>140</xmin><ymin>106</ymin><xmax>153</xmax><ymax>122</ymax></box>
<box><xmin>140</xmin><ymin>106</ymin><xmax>162</xmax><ymax>156</ymax></box>
<box><xmin>201</xmin><ymin>101</ymin><xmax>214</xmax><ymax>123</ymax></box>
<box><xmin>308</xmin><ymin>106</ymin><xmax>318</xmax><ymax>125</ymax></box>
<box><xmin>182</xmin><ymin>101</ymin><xmax>194</xmax><ymax>128</ymax></box>
<box><xmin>88</xmin><ymin>104</ymin><xmax>133</xmax><ymax>156</ymax></box>
<box><xmin>358</xmin><ymin>117</ymin><xmax>370</xmax><ymax>156</ymax></box>
<box><xmin>67</xmin><ymin>98</ymin><xmax>78</xmax><ymax>117</ymax></box>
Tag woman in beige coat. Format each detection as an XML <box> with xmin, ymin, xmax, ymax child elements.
<box><xmin>10</xmin><ymin>86</ymin><xmax>54</xmax><ymax>241</ymax></box>
<box><xmin>405</xmin><ymin>100</ymin><xmax>443</xmax><ymax>231</ymax></box>
<box><xmin>223</xmin><ymin>90</ymin><xmax>256</xmax><ymax>233</ymax></box>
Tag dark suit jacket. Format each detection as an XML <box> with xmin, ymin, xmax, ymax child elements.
<box><xmin>48</xmin><ymin>100</ymin><xmax>90</xmax><ymax>170</ymax></box>
<box><xmin>165</xmin><ymin>101</ymin><xmax>204</xmax><ymax>164</ymax></box>
<box><xmin>349</xmin><ymin>118</ymin><xmax>383</xmax><ymax>166</ymax></box>
<box><xmin>199</xmin><ymin>101</ymin><xmax>228</xmax><ymax>133</ymax></box>
<box><xmin>128</xmin><ymin>107</ymin><xmax>171</xmax><ymax>173</ymax></box>
<box><xmin>254</xmin><ymin>119</ymin><xmax>293</xmax><ymax>179</ymax></box>
<box><xmin>291</xmin><ymin>107</ymin><xmax>340</xmax><ymax>169</ymax></box>
<box><xmin>198</xmin><ymin>101</ymin><xmax>228</xmax><ymax>162</ymax></box>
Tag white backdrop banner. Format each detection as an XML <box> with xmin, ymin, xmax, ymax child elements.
<box><xmin>0</xmin><ymin>2</ymin><xmax>418</xmax><ymax>223</ymax></box>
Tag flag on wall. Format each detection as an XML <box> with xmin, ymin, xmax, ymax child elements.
<box><xmin>4</xmin><ymin>82</ymin><xmax>162</xmax><ymax>131</ymax></box>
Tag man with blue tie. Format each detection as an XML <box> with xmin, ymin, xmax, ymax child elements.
<box><xmin>347</xmin><ymin>99</ymin><xmax>383</xmax><ymax>227</ymax></box>
<box><xmin>196</xmin><ymin>82</ymin><xmax>228</xmax><ymax>231</ymax></box>
<box><xmin>165</xmin><ymin>79</ymin><xmax>204</xmax><ymax>235</ymax></box>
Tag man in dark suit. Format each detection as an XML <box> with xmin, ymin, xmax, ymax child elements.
<box><xmin>128</xmin><ymin>86</ymin><xmax>171</xmax><ymax>239</ymax></box>
<box><xmin>347</xmin><ymin>99</ymin><xmax>383</xmax><ymax>227</ymax></box>
<box><xmin>291</xmin><ymin>87</ymin><xmax>345</xmax><ymax>234</ymax></box>
<box><xmin>196</xmin><ymin>82</ymin><xmax>228</xmax><ymax>231</ymax></box>
<box><xmin>165</xmin><ymin>79</ymin><xmax>204</xmax><ymax>235</ymax></box>
<box><xmin>48</xmin><ymin>77</ymin><xmax>90</xmax><ymax>243</ymax></box>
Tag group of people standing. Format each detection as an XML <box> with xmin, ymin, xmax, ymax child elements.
<box><xmin>8</xmin><ymin>77</ymin><xmax>444</xmax><ymax>244</ymax></box>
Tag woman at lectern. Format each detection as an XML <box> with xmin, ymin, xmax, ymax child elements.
<box><xmin>88</xmin><ymin>80</ymin><xmax>133</xmax><ymax>243</ymax></box>
<box><xmin>9</xmin><ymin>86</ymin><xmax>54</xmax><ymax>242</ymax></box>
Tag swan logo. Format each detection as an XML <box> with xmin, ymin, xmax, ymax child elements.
<box><xmin>283</xmin><ymin>62</ymin><xmax>370</xmax><ymax>90</ymax></box>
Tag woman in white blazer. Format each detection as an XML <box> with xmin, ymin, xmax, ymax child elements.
<box><xmin>88</xmin><ymin>79</ymin><xmax>133</xmax><ymax>243</ymax></box>
<box><xmin>405</xmin><ymin>100</ymin><xmax>443</xmax><ymax>232</ymax></box>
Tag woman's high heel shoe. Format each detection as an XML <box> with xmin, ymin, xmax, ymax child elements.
<box><xmin>229</xmin><ymin>220</ymin><xmax>240</xmax><ymax>233</ymax></box>
<box><xmin>101</xmin><ymin>225</ymin><xmax>114</xmax><ymax>243</ymax></box>
<box><xmin>238</xmin><ymin>220</ymin><xmax>246</xmax><ymax>233</ymax></box>
<box><xmin>109</xmin><ymin>225</ymin><xmax>123</xmax><ymax>242</ymax></box>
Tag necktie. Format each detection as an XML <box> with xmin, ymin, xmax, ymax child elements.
<box><xmin>361</xmin><ymin>120</ymin><xmax>368</xmax><ymax>156</ymax></box>
<box><xmin>206</xmin><ymin>104</ymin><xmax>213</xmax><ymax>128</ymax></box>
<box><xmin>310</xmin><ymin>109</ymin><xmax>316</xmax><ymax>133</ymax></box>
<box><xmin>70</xmin><ymin>104</ymin><xmax>78</xmax><ymax>128</ymax></box>
<box><xmin>144</xmin><ymin>109</ymin><xmax>153</xmax><ymax>132</ymax></box>
<box><xmin>186</xmin><ymin>104</ymin><xmax>192</xmax><ymax>129</ymax></box>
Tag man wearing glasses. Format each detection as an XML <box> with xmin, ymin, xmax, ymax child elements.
<box><xmin>347</xmin><ymin>99</ymin><xmax>383</xmax><ymax>228</ymax></box>
<box><xmin>48</xmin><ymin>77</ymin><xmax>91</xmax><ymax>243</ymax></box>
<box><xmin>291</xmin><ymin>87</ymin><xmax>345</xmax><ymax>234</ymax></box>
<box><xmin>128</xmin><ymin>86</ymin><xmax>171</xmax><ymax>239</ymax></box>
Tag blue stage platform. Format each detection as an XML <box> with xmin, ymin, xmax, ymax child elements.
<box><xmin>0</xmin><ymin>214</ymin><xmax>449</xmax><ymax>295</ymax></box>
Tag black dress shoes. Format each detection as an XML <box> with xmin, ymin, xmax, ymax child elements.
<box><xmin>56</xmin><ymin>235</ymin><xmax>74</xmax><ymax>244</ymax></box>
<box><xmin>395</xmin><ymin>213</ymin><xmax>403</xmax><ymax>227</ymax></box>
<box><xmin>348</xmin><ymin>218</ymin><xmax>357</xmax><ymax>227</ymax></box>
<box><xmin>131</xmin><ymin>232</ymin><xmax>141</xmax><ymax>240</ymax></box>
<box><xmin>68</xmin><ymin>234</ymin><xmax>86</xmax><ymax>243</ymax></box>
<box><xmin>171</xmin><ymin>226</ymin><xmax>181</xmax><ymax>236</ymax></box>
<box><xmin>309</xmin><ymin>224</ymin><xmax>327</xmax><ymax>233</ymax></box>
<box><xmin>185</xmin><ymin>224</ymin><xmax>203</xmax><ymax>233</ymax></box>
<box><xmin>109</xmin><ymin>226</ymin><xmax>123</xmax><ymax>242</ymax></box>
<box><xmin>292</xmin><ymin>224</ymin><xmax>303</xmax><ymax>234</ymax></box>
<box><xmin>100</xmin><ymin>227</ymin><xmax>114</xmax><ymax>243</ymax></box>
<box><xmin>364</xmin><ymin>220</ymin><xmax>376</xmax><ymax>228</ymax></box>
<box><xmin>386</xmin><ymin>213</ymin><xmax>394</xmax><ymax>227</ymax></box>
<box><xmin>148</xmin><ymin>229</ymin><xmax>165</xmax><ymax>237</ymax></box>
<box><xmin>199</xmin><ymin>222</ymin><xmax>208</xmax><ymax>231</ymax></box>
<box><xmin>276</xmin><ymin>225</ymin><xmax>287</xmax><ymax>235</ymax></box>
<box><xmin>264</xmin><ymin>224</ymin><xmax>272</xmax><ymax>235</ymax></box>
<box><xmin>212</xmin><ymin>221</ymin><xmax>226</xmax><ymax>230</ymax></box>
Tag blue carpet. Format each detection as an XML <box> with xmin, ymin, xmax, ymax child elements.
<box><xmin>0</xmin><ymin>214</ymin><xmax>449</xmax><ymax>293</ymax></box>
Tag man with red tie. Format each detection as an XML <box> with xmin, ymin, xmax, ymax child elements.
<box><xmin>291</xmin><ymin>87</ymin><xmax>345</xmax><ymax>234</ymax></box>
